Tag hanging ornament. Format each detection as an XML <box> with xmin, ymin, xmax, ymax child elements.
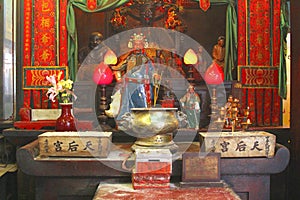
<box><xmin>87</xmin><ymin>0</ymin><xmax>97</xmax><ymax>11</ymax></box>
<box><xmin>204</xmin><ymin>62</ymin><xmax>224</xmax><ymax>85</ymax></box>
<box><xmin>199</xmin><ymin>0</ymin><xmax>210</xmax><ymax>12</ymax></box>
<box><xmin>110</xmin><ymin>8</ymin><xmax>127</xmax><ymax>32</ymax></box>
<box><xmin>184</xmin><ymin>48</ymin><xmax>198</xmax><ymax>65</ymax></box>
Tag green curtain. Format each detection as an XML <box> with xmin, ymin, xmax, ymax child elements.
<box><xmin>195</xmin><ymin>0</ymin><xmax>237</xmax><ymax>80</ymax></box>
<box><xmin>279</xmin><ymin>0</ymin><xmax>289</xmax><ymax>100</ymax></box>
<box><xmin>67</xmin><ymin>0</ymin><xmax>129</xmax><ymax>80</ymax></box>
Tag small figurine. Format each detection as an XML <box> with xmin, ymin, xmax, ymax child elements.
<box><xmin>212</xmin><ymin>36</ymin><xmax>225</xmax><ymax>70</ymax></box>
<box><xmin>180</xmin><ymin>85</ymin><xmax>201</xmax><ymax>129</ymax></box>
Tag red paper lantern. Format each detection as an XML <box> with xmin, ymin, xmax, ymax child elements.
<box><xmin>93</xmin><ymin>62</ymin><xmax>114</xmax><ymax>85</ymax></box>
<box><xmin>204</xmin><ymin>62</ymin><xmax>224</xmax><ymax>85</ymax></box>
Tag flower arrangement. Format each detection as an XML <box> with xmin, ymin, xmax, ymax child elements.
<box><xmin>46</xmin><ymin>72</ymin><xmax>76</xmax><ymax>103</ymax></box>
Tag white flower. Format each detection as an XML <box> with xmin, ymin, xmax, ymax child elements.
<box><xmin>46</xmin><ymin>72</ymin><xmax>75</xmax><ymax>103</ymax></box>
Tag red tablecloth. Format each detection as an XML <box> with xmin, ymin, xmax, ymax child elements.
<box><xmin>93</xmin><ymin>183</ymin><xmax>241</xmax><ymax>200</ymax></box>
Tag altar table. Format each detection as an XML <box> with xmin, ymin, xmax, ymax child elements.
<box><xmin>16</xmin><ymin>140</ymin><xmax>289</xmax><ymax>200</ymax></box>
<box><xmin>93</xmin><ymin>183</ymin><xmax>241</xmax><ymax>200</ymax></box>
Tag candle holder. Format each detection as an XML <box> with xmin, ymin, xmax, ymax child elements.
<box><xmin>241</xmin><ymin>120</ymin><xmax>252</xmax><ymax>131</ymax></box>
<box><xmin>97</xmin><ymin>85</ymin><xmax>109</xmax><ymax>124</ymax></box>
<box><xmin>93</xmin><ymin>62</ymin><xmax>114</xmax><ymax>131</ymax></box>
<box><xmin>204</xmin><ymin>61</ymin><xmax>225</xmax><ymax>130</ymax></box>
<box><xmin>184</xmin><ymin>48</ymin><xmax>198</xmax><ymax>85</ymax></box>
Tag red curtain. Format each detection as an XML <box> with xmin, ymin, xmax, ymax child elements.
<box><xmin>237</xmin><ymin>0</ymin><xmax>281</xmax><ymax>126</ymax></box>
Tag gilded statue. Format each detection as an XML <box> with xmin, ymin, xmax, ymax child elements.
<box><xmin>212</xmin><ymin>36</ymin><xmax>225</xmax><ymax>70</ymax></box>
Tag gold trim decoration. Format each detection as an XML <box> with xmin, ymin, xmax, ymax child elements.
<box><xmin>238</xmin><ymin>65</ymin><xmax>279</xmax><ymax>88</ymax></box>
<box><xmin>22</xmin><ymin>66</ymin><xmax>68</xmax><ymax>89</ymax></box>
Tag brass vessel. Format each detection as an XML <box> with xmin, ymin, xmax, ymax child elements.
<box><xmin>118</xmin><ymin>107</ymin><xmax>182</xmax><ymax>150</ymax></box>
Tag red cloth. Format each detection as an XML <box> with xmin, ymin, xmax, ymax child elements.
<box><xmin>237</xmin><ymin>0</ymin><xmax>281</xmax><ymax>126</ymax></box>
<box><xmin>94</xmin><ymin>183</ymin><xmax>241</xmax><ymax>200</ymax></box>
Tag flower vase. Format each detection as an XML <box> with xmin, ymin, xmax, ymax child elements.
<box><xmin>56</xmin><ymin>103</ymin><xmax>77</xmax><ymax>131</ymax></box>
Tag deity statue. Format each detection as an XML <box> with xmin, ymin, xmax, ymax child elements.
<box><xmin>110</xmin><ymin>33</ymin><xmax>161</xmax><ymax>121</ymax></box>
<box><xmin>78</xmin><ymin>32</ymin><xmax>104</xmax><ymax>67</ymax></box>
<box><xmin>212</xmin><ymin>36</ymin><xmax>225</xmax><ymax>70</ymax></box>
<box><xmin>180</xmin><ymin>85</ymin><xmax>201</xmax><ymax>129</ymax></box>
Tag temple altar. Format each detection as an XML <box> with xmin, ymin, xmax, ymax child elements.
<box><xmin>0</xmin><ymin>0</ymin><xmax>291</xmax><ymax>199</ymax></box>
<box><xmin>16</xmin><ymin>131</ymin><xmax>289</xmax><ymax>200</ymax></box>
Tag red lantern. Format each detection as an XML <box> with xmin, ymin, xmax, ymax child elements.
<box><xmin>183</xmin><ymin>48</ymin><xmax>198</xmax><ymax>65</ymax></box>
<box><xmin>204</xmin><ymin>62</ymin><xmax>224</xmax><ymax>85</ymax></box>
<box><xmin>93</xmin><ymin>62</ymin><xmax>114</xmax><ymax>85</ymax></box>
<box><xmin>104</xmin><ymin>49</ymin><xmax>117</xmax><ymax>65</ymax></box>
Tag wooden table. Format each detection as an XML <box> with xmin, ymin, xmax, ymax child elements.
<box><xmin>2</xmin><ymin>128</ymin><xmax>51</xmax><ymax>147</ymax></box>
<box><xmin>16</xmin><ymin>140</ymin><xmax>289</xmax><ymax>200</ymax></box>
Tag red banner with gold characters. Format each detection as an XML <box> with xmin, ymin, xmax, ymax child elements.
<box><xmin>237</xmin><ymin>0</ymin><xmax>246</xmax><ymax>65</ymax></box>
<box><xmin>237</xmin><ymin>0</ymin><xmax>281</xmax><ymax>126</ymax></box>
<box><xmin>59</xmin><ymin>0</ymin><xmax>68</xmax><ymax>66</ymax></box>
<box><xmin>33</xmin><ymin>0</ymin><xmax>57</xmax><ymax>108</ymax></box>
<box><xmin>23</xmin><ymin>0</ymin><xmax>33</xmax><ymax>108</ymax></box>
<box><xmin>34</xmin><ymin>0</ymin><xmax>56</xmax><ymax>66</ymax></box>
<box><xmin>273</xmin><ymin>0</ymin><xmax>281</xmax><ymax>66</ymax></box>
<box><xmin>23</xmin><ymin>0</ymin><xmax>32</xmax><ymax>67</ymax></box>
<box><xmin>22</xmin><ymin>0</ymin><xmax>68</xmax><ymax>109</ymax></box>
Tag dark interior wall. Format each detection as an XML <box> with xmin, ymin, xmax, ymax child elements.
<box><xmin>183</xmin><ymin>6</ymin><xmax>227</xmax><ymax>55</ymax></box>
<box><xmin>74</xmin><ymin>8</ymin><xmax>108</xmax><ymax>52</ymax></box>
<box><xmin>290</xmin><ymin>0</ymin><xmax>300</xmax><ymax>198</ymax></box>
<box><xmin>74</xmin><ymin>4</ymin><xmax>226</xmax><ymax>58</ymax></box>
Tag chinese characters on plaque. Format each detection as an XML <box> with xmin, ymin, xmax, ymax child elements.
<box><xmin>199</xmin><ymin>131</ymin><xmax>276</xmax><ymax>158</ymax></box>
<box><xmin>38</xmin><ymin>132</ymin><xmax>112</xmax><ymax>157</ymax></box>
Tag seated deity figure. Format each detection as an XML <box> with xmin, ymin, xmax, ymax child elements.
<box><xmin>110</xmin><ymin>33</ymin><xmax>161</xmax><ymax>121</ymax></box>
<box><xmin>78</xmin><ymin>32</ymin><xmax>104</xmax><ymax>68</ymax></box>
<box><xmin>180</xmin><ymin>85</ymin><xmax>201</xmax><ymax>129</ymax></box>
